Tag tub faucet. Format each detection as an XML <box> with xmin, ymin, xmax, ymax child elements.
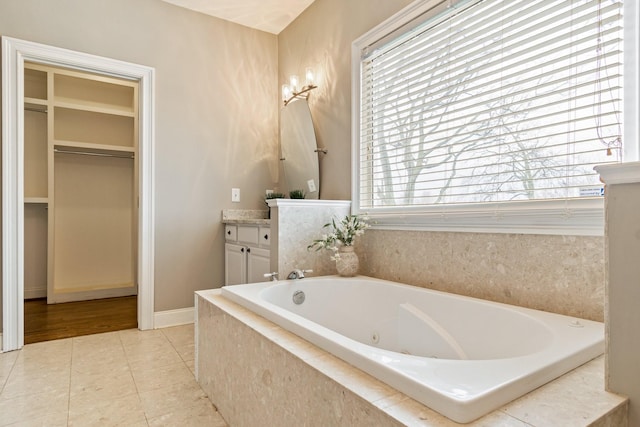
<box><xmin>263</xmin><ymin>272</ymin><xmax>279</xmax><ymax>281</ymax></box>
<box><xmin>287</xmin><ymin>269</ymin><xmax>313</xmax><ymax>280</ymax></box>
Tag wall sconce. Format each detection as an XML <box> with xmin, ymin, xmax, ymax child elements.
<box><xmin>282</xmin><ymin>67</ymin><xmax>318</xmax><ymax>106</ymax></box>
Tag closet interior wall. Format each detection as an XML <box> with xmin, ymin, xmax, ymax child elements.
<box><xmin>23</xmin><ymin>63</ymin><xmax>139</xmax><ymax>304</ymax></box>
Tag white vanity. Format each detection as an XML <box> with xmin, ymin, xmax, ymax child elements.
<box><xmin>222</xmin><ymin>210</ymin><xmax>271</xmax><ymax>285</ymax></box>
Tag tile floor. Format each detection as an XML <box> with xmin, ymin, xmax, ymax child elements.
<box><xmin>0</xmin><ymin>324</ymin><xmax>228</xmax><ymax>426</ymax></box>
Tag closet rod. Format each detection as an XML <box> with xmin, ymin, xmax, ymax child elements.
<box><xmin>54</xmin><ymin>148</ymin><xmax>134</xmax><ymax>159</ymax></box>
<box><xmin>25</xmin><ymin>107</ymin><xmax>48</xmax><ymax>113</ymax></box>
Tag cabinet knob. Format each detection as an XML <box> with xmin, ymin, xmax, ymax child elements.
<box><xmin>247</xmin><ymin>247</ymin><xmax>251</xmax><ymax>253</ymax></box>
<box><xmin>227</xmin><ymin>230</ymin><xmax>231</xmax><ymax>235</ymax></box>
<box><xmin>241</xmin><ymin>247</ymin><xmax>245</xmax><ymax>253</ymax></box>
<box><xmin>264</xmin><ymin>234</ymin><xmax>269</xmax><ymax>240</ymax></box>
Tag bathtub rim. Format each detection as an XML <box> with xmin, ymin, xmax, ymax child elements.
<box><xmin>196</xmin><ymin>288</ymin><xmax>627</xmax><ymax>426</ymax></box>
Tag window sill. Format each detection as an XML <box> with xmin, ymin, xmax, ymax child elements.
<box><xmin>356</xmin><ymin>199</ymin><xmax>605</xmax><ymax>236</ymax></box>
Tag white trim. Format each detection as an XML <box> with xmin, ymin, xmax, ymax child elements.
<box><xmin>46</xmin><ymin>288</ymin><xmax>137</xmax><ymax>304</ymax></box>
<box><xmin>2</xmin><ymin>37</ymin><xmax>156</xmax><ymax>352</ymax></box>
<box><xmin>623</xmin><ymin>0</ymin><xmax>639</xmax><ymax>161</ymax></box>
<box><xmin>194</xmin><ymin>293</ymin><xmax>199</xmax><ymax>380</ymax></box>
<box><xmin>154</xmin><ymin>307</ymin><xmax>195</xmax><ymax>329</ymax></box>
<box><xmin>0</xmin><ymin>333</ymin><xmax>2</xmax><ymax>352</ymax></box>
<box><xmin>596</xmin><ymin>161</ymin><xmax>640</xmax><ymax>185</ymax></box>
<box><xmin>267</xmin><ymin>199</ymin><xmax>352</xmax><ymax>209</ymax></box>
<box><xmin>368</xmin><ymin>200</ymin><xmax>604</xmax><ymax>236</ymax></box>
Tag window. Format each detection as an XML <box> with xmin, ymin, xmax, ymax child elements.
<box><xmin>352</xmin><ymin>0</ymin><xmax>636</xmax><ymax>235</ymax></box>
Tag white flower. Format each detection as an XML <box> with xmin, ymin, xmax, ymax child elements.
<box><xmin>307</xmin><ymin>214</ymin><xmax>370</xmax><ymax>262</ymax></box>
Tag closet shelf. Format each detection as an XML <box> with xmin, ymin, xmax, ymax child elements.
<box><xmin>24</xmin><ymin>97</ymin><xmax>47</xmax><ymax>106</ymax></box>
<box><xmin>24</xmin><ymin>197</ymin><xmax>49</xmax><ymax>204</ymax></box>
<box><xmin>54</xmin><ymin>97</ymin><xmax>135</xmax><ymax>117</ymax></box>
<box><xmin>53</xmin><ymin>140</ymin><xmax>136</xmax><ymax>153</ymax></box>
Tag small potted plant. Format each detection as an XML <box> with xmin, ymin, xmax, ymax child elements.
<box><xmin>289</xmin><ymin>189</ymin><xmax>306</xmax><ymax>199</ymax></box>
<box><xmin>308</xmin><ymin>214</ymin><xmax>369</xmax><ymax>276</ymax></box>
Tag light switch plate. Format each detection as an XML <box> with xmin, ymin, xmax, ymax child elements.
<box><xmin>232</xmin><ymin>188</ymin><xmax>240</xmax><ymax>202</ymax></box>
<box><xmin>307</xmin><ymin>179</ymin><xmax>317</xmax><ymax>193</ymax></box>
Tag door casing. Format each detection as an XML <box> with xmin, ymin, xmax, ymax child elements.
<box><xmin>2</xmin><ymin>36</ymin><xmax>156</xmax><ymax>351</ymax></box>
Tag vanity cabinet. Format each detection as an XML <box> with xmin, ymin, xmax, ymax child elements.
<box><xmin>224</xmin><ymin>224</ymin><xmax>270</xmax><ymax>286</ymax></box>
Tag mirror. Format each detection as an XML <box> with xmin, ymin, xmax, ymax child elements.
<box><xmin>280</xmin><ymin>99</ymin><xmax>320</xmax><ymax>199</ymax></box>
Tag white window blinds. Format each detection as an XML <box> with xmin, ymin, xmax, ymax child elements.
<box><xmin>358</xmin><ymin>0</ymin><xmax>623</xmax><ymax>210</ymax></box>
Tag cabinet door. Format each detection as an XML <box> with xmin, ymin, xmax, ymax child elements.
<box><xmin>225</xmin><ymin>243</ymin><xmax>246</xmax><ymax>286</ymax></box>
<box><xmin>247</xmin><ymin>247</ymin><xmax>270</xmax><ymax>284</ymax></box>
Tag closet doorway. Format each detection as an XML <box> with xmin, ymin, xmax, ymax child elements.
<box><xmin>2</xmin><ymin>37</ymin><xmax>155</xmax><ymax>352</ymax></box>
<box><xmin>23</xmin><ymin>62</ymin><xmax>139</xmax><ymax>343</ymax></box>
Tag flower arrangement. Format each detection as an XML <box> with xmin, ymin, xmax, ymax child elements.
<box><xmin>308</xmin><ymin>214</ymin><xmax>370</xmax><ymax>260</ymax></box>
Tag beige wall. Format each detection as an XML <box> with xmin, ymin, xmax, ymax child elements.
<box><xmin>0</xmin><ymin>0</ymin><xmax>279</xmax><ymax>330</ymax></box>
<box><xmin>278</xmin><ymin>0</ymin><xmax>605</xmax><ymax>320</ymax></box>
<box><xmin>278</xmin><ymin>0</ymin><xmax>415</xmax><ymax>199</ymax></box>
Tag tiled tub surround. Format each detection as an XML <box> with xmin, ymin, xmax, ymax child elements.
<box><xmin>264</xmin><ymin>202</ymin><xmax>604</xmax><ymax>321</ymax></box>
<box><xmin>359</xmin><ymin>230</ymin><xmax>604</xmax><ymax>322</ymax></box>
<box><xmin>268</xmin><ymin>199</ymin><xmax>351</xmax><ymax>277</ymax></box>
<box><xmin>221</xmin><ymin>277</ymin><xmax>605</xmax><ymax>423</ymax></box>
<box><xmin>196</xmin><ymin>290</ymin><xmax>628</xmax><ymax>426</ymax></box>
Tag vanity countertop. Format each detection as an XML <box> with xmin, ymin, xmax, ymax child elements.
<box><xmin>222</xmin><ymin>209</ymin><xmax>270</xmax><ymax>226</ymax></box>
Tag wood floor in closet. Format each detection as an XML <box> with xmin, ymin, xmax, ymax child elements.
<box><xmin>24</xmin><ymin>296</ymin><xmax>137</xmax><ymax>344</ymax></box>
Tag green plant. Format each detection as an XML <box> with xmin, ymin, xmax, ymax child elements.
<box><xmin>265</xmin><ymin>192</ymin><xmax>286</xmax><ymax>207</ymax></box>
<box><xmin>308</xmin><ymin>214</ymin><xmax>370</xmax><ymax>259</ymax></box>
<box><xmin>289</xmin><ymin>189</ymin><xmax>306</xmax><ymax>199</ymax></box>
<box><xmin>265</xmin><ymin>192</ymin><xmax>286</xmax><ymax>200</ymax></box>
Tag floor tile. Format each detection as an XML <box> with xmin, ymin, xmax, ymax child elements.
<box><xmin>2</xmin><ymin>411</ymin><xmax>68</xmax><ymax>427</ymax></box>
<box><xmin>0</xmin><ymin>351</ymin><xmax>18</xmax><ymax>392</ymax></box>
<box><xmin>131</xmin><ymin>361</ymin><xmax>195</xmax><ymax>393</ymax></box>
<box><xmin>147</xmin><ymin>398</ymin><xmax>227</xmax><ymax>427</ymax></box>
<box><xmin>175</xmin><ymin>342</ymin><xmax>195</xmax><ymax>362</ymax></box>
<box><xmin>0</xmin><ymin>324</ymin><xmax>228</xmax><ymax>427</ymax></box>
<box><xmin>128</xmin><ymin>349</ymin><xmax>184</xmax><ymax>372</ymax></box>
<box><xmin>184</xmin><ymin>358</ymin><xmax>196</xmax><ymax>376</ymax></box>
<box><xmin>1</xmin><ymin>363</ymin><xmax>70</xmax><ymax>399</ymax></box>
<box><xmin>68</xmin><ymin>392</ymin><xmax>147</xmax><ymax>426</ymax></box>
<box><xmin>69</xmin><ymin>367</ymin><xmax>138</xmax><ymax>411</ymax></box>
<box><xmin>0</xmin><ymin>389</ymin><xmax>69</xmax><ymax>426</ymax></box>
<box><xmin>138</xmin><ymin>380</ymin><xmax>210</xmax><ymax>419</ymax></box>
<box><xmin>118</xmin><ymin>328</ymin><xmax>164</xmax><ymax>346</ymax></box>
<box><xmin>161</xmin><ymin>324</ymin><xmax>195</xmax><ymax>347</ymax></box>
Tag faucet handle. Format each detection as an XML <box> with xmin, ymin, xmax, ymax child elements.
<box><xmin>287</xmin><ymin>269</ymin><xmax>313</xmax><ymax>280</ymax></box>
<box><xmin>263</xmin><ymin>272</ymin><xmax>279</xmax><ymax>281</ymax></box>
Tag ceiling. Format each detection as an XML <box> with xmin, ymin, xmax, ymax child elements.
<box><xmin>160</xmin><ymin>0</ymin><xmax>316</xmax><ymax>34</ymax></box>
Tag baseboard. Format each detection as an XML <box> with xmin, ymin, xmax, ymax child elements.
<box><xmin>154</xmin><ymin>307</ymin><xmax>194</xmax><ymax>329</ymax></box>
<box><xmin>24</xmin><ymin>288</ymin><xmax>46</xmax><ymax>299</ymax></box>
<box><xmin>49</xmin><ymin>286</ymin><xmax>137</xmax><ymax>304</ymax></box>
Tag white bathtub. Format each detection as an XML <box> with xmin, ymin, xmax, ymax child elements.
<box><xmin>221</xmin><ymin>276</ymin><xmax>604</xmax><ymax>423</ymax></box>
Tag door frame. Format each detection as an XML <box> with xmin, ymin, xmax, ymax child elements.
<box><xmin>2</xmin><ymin>37</ymin><xmax>156</xmax><ymax>351</ymax></box>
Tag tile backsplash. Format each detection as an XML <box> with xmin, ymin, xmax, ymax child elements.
<box><xmin>358</xmin><ymin>230</ymin><xmax>604</xmax><ymax>321</ymax></box>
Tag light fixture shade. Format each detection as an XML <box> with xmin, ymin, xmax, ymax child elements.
<box><xmin>282</xmin><ymin>84</ymin><xmax>291</xmax><ymax>102</ymax></box>
<box><xmin>289</xmin><ymin>75</ymin><xmax>299</xmax><ymax>92</ymax></box>
<box><xmin>305</xmin><ymin>67</ymin><xmax>315</xmax><ymax>86</ymax></box>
